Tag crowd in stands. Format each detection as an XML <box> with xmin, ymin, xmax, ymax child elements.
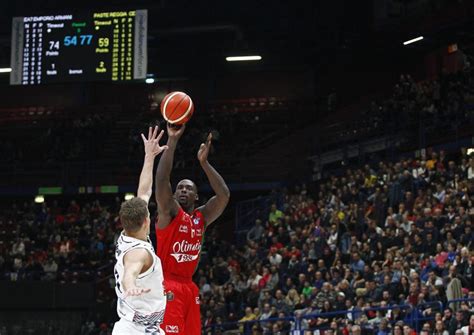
<box><xmin>0</xmin><ymin>197</ymin><xmax>119</xmax><ymax>284</ymax></box>
<box><xmin>196</xmin><ymin>149</ymin><xmax>474</xmax><ymax>334</ymax></box>
<box><xmin>44</xmin><ymin>114</ymin><xmax>108</xmax><ymax>162</ymax></box>
<box><xmin>325</xmin><ymin>63</ymin><xmax>474</xmax><ymax>150</ymax></box>
<box><xmin>0</xmin><ymin>151</ymin><xmax>472</xmax><ymax>334</ymax></box>
<box><xmin>0</xmin><ymin>145</ymin><xmax>473</xmax><ymax>335</ymax></box>
<box><xmin>0</xmin><ymin>113</ymin><xmax>107</xmax><ymax>165</ymax></box>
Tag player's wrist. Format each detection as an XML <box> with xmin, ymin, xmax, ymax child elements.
<box><xmin>167</xmin><ymin>137</ymin><xmax>179</xmax><ymax>145</ymax></box>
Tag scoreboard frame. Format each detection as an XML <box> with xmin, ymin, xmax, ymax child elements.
<box><xmin>10</xmin><ymin>9</ymin><xmax>147</xmax><ymax>85</ymax></box>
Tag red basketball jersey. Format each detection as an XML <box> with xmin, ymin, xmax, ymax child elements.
<box><xmin>156</xmin><ymin>208</ymin><xmax>205</xmax><ymax>279</ymax></box>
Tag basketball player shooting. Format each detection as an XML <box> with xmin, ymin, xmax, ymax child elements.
<box><xmin>112</xmin><ymin>126</ymin><xmax>168</xmax><ymax>335</ymax></box>
<box><xmin>155</xmin><ymin>124</ymin><xmax>230</xmax><ymax>335</ymax></box>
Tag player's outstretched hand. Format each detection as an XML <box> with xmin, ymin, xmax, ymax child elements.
<box><xmin>167</xmin><ymin>123</ymin><xmax>185</xmax><ymax>140</ymax></box>
<box><xmin>141</xmin><ymin>126</ymin><xmax>168</xmax><ymax>157</ymax></box>
<box><xmin>124</xmin><ymin>286</ymin><xmax>151</xmax><ymax>298</ymax></box>
<box><xmin>197</xmin><ymin>132</ymin><xmax>212</xmax><ymax>163</ymax></box>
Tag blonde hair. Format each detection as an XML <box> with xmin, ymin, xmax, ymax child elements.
<box><xmin>119</xmin><ymin>197</ymin><xmax>149</xmax><ymax>232</ymax></box>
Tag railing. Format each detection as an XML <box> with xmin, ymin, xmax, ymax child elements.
<box><xmin>235</xmin><ymin>196</ymin><xmax>272</xmax><ymax>243</ymax></box>
<box><xmin>412</xmin><ymin>300</ymin><xmax>443</xmax><ymax>331</ymax></box>
<box><xmin>235</xmin><ymin>192</ymin><xmax>284</xmax><ymax>243</ymax></box>
<box><xmin>206</xmin><ymin>299</ymin><xmax>473</xmax><ymax>335</ymax></box>
<box><xmin>299</xmin><ymin>305</ymin><xmax>414</xmax><ymax>334</ymax></box>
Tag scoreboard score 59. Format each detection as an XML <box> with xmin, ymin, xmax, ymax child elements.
<box><xmin>10</xmin><ymin>9</ymin><xmax>147</xmax><ymax>85</ymax></box>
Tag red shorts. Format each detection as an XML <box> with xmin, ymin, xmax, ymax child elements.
<box><xmin>162</xmin><ymin>277</ymin><xmax>201</xmax><ymax>335</ymax></box>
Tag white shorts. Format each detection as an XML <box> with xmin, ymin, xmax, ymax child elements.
<box><xmin>112</xmin><ymin>318</ymin><xmax>164</xmax><ymax>335</ymax></box>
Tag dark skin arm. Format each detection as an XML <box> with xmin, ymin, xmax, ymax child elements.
<box><xmin>196</xmin><ymin>133</ymin><xmax>230</xmax><ymax>227</ymax></box>
<box><xmin>155</xmin><ymin>124</ymin><xmax>184</xmax><ymax>229</ymax></box>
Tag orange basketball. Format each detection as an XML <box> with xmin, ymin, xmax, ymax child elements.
<box><xmin>160</xmin><ymin>91</ymin><xmax>194</xmax><ymax>125</ymax></box>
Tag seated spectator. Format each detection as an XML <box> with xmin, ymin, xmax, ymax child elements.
<box><xmin>268</xmin><ymin>204</ymin><xmax>283</xmax><ymax>225</ymax></box>
<box><xmin>247</xmin><ymin>219</ymin><xmax>265</xmax><ymax>242</ymax></box>
<box><xmin>239</xmin><ymin>307</ymin><xmax>257</xmax><ymax>334</ymax></box>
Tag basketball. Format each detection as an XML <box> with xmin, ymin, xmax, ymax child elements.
<box><xmin>160</xmin><ymin>91</ymin><xmax>194</xmax><ymax>125</ymax></box>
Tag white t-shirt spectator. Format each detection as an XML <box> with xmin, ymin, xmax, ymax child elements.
<box><xmin>434</xmin><ymin>189</ymin><xmax>446</xmax><ymax>203</ymax></box>
<box><xmin>268</xmin><ymin>253</ymin><xmax>283</xmax><ymax>266</ymax></box>
<box><xmin>11</xmin><ymin>240</ymin><xmax>25</xmax><ymax>257</ymax></box>
<box><xmin>328</xmin><ymin>232</ymin><xmax>338</xmax><ymax>250</ymax></box>
<box><xmin>468</xmin><ymin>165</ymin><xmax>474</xmax><ymax>180</ymax></box>
<box><xmin>43</xmin><ymin>260</ymin><xmax>58</xmax><ymax>274</ymax></box>
<box><xmin>247</xmin><ymin>274</ymin><xmax>262</xmax><ymax>288</ymax></box>
<box><xmin>413</xmin><ymin>166</ymin><xmax>426</xmax><ymax>178</ymax></box>
<box><xmin>13</xmin><ymin>257</ymin><xmax>22</xmax><ymax>271</ymax></box>
<box><xmin>460</xmin><ymin>325</ymin><xmax>472</xmax><ymax>335</ymax></box>
<box><xmin>200</xmin><ymin>282</ymin><xmax>211</xmax><ymax>296</ymax></box>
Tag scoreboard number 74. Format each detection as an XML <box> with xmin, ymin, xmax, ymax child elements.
<box><xmin>49</xmin><ymin>41</ymin><xmax>60</xmax><ymax>50</ymax></box>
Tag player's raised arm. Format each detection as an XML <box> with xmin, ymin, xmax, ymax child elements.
<box><xmin>155</xmin><ymin>123</ymin><xmax>184</xmax><ymax>228</ymax></box>
<box><xmin>122</xmin><ymin>248</ymin><xmax>152</xmax><ymax>297</ymax></box>
<box><xmin>197</xmin><ymin>133</ymin><xmax>230</xmax><ymax>227</ymax></box>
<box><xmin>137</xmin><ymin>126</ymin><xmax>168</xmax><ymax>204</ymax></box>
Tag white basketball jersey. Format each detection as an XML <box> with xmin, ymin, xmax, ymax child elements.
<box><xmin>114</xmin><ymin>232</ymin><xmax>166</xmax><ymax>333</ymax></box>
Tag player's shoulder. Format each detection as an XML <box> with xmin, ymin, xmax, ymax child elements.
<box><xmin>118</xmin><ymin>234</ymin><xmax>151</xmax><ymax>250</ymax></box>
<box><xmin>124</xmin><ymin>247</ymin><xmax>150</xmax><ymax>258</ymax></box>
<box><xmin>194</xmin><ymin>206</ymin><xmax>205</xmax><ymax>216</ymax></box>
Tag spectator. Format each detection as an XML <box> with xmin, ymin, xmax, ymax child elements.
<box><xmin>239</xmin><ymin>307</ymin><xmax>257</xmax><ymax>334</ymax></box>
<box><xmin>460</xmin><ymin>314</ymin><xmax>474</xmax><ymax>335</ymax></box>
<box><xmin>450</xmin><ymin>311</ymin><xmax>468</xmax><ymax>335</ymax></box>
<box><xmin>247</xmin><ymin>219</ymin><xmax>265</xmax><ymax>242</ymax></box>
<box><xmin>268</xmin><ymin>204</ymin><xmax>283</xmax><ymax>225</ymax></box>
<box><xmin>434</xmin><ymin>320</ymin><xmax>450</xmax><ymax>335</ymax></box>
<box><xmin>42</xmin><ymin>257</ymin><xmax>58</xmax><ymax>281</ymax></box>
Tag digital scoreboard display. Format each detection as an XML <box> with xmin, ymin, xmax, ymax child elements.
<box><xmin>10</xmin><ymin>10</ymin><xmax>147</xmax><ymax>85</ymax></box>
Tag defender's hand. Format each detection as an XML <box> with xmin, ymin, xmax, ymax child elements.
<box><xmin>141</xmin><ymin>126</ymin><xmax>168</xmax><ymax>157</ymax></box>
<box><xmin>124</xmin><ymin>286</ymin><xmax>151</xmax><ymax>298</ymax></box>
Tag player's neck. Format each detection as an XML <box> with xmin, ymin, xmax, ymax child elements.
<box><xmin>123</xmin><ymin>230</ymin><xmax>147</xmax><ymax>242</ymax></box>
<box><xmin>183</xmin><ymin>204</ymin><xmax>195</xmax><ymax>214</ymax></box>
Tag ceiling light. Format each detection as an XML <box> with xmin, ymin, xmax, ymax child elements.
<box><xmin>226</xmin><ymin>56</ymin><xmax>262</xmax><ymax>62</ymax></box>
<box><xmin>0</xmin><ymin>68</ymin><xmax>12</xmax><ymax>73</ymax></box>
<box><xmin>403</xmin><ymin>36</ymin><xmax>424</xmax><ymax>46</ymax></box>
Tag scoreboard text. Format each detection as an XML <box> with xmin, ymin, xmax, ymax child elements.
<box><xmin>10</xmin><ymin>10</ymin><xmax>147</xmax><ymax>85</ymax></box>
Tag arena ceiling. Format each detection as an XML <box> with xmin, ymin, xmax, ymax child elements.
<box><xmin>0</xmin><ymin>0</ymin><xmax>473</xmax><ymax>78</ymax></box>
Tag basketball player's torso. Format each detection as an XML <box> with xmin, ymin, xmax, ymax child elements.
<box><xmin>114</xmin><ymin>233</ymin><xmax>166</xmax><ymax>325</ymax></box>
<box><xmin>156</xmin><ymin>208</ymin><xmax>205</xmax><ymax>279</ymax></box>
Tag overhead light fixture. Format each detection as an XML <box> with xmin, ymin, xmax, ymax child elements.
<box><xmin>34</xmin><ymin>195</ymin><xmax>45</xmax><ymax>203</ymax></box>
<box><xmin>124</xmin><ymin>193</ymin><xmax>135</xmax><ymax>201</ymax></box>
<box><xmin>403</xmin><ymin>36</ymin><xmax>424</xmax><ymax>46</ymax></box>
<box><xmin>145</xmin><ymin>78</ymin><xmax>155</xmax><ymax>84</ymax></box>
<box><xmin>226</xmin><ymin>55</ymin><xmax>262</xmax><ymax>62</ymax></box>
<box><xmin>0</xmin><ymin>68</ymin><xmax>12</xmax><ymax>73</ymax></box>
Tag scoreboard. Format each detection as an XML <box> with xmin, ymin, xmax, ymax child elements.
<box><xmin>10</xmin><ymin>10</ymin><xmax>147</xmax><ymax>85</ymax></box>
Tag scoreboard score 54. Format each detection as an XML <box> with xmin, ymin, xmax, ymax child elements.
<box><xmin>10</xmin><ymin>9</ymin><xmax>147</xmax><ymax>85</ymax></box>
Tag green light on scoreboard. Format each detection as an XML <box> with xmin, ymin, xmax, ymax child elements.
<box><xmin>99</xmin><ymin>185</ymin><xmax>119</xmax><ymax>193</ymax></box>
<box><xmin>38</xmin><ymin>187</ymin><xmax>63</xmax><ymax>195</ymax></box>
